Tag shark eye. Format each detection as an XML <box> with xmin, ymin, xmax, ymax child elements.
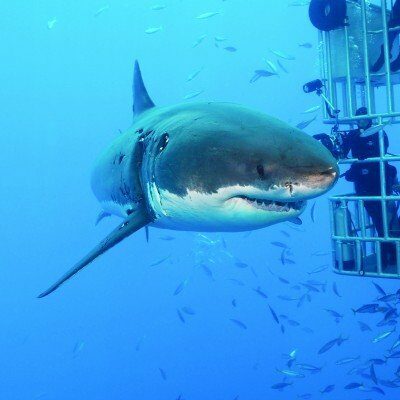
<box><xmin>158</xmin><ymin>133</ymin><xmax>169</xmax><ymax>152</ymax></box>
<box><xmin>256</xmin><ymin>164</ymin><xmax>265</xmax><ymax>179</ymax></box>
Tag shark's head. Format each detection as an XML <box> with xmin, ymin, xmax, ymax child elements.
<box><xmin>146</xmin><ymin>103</ymin><xmax>338</xmax><ymax>231</ymax></box>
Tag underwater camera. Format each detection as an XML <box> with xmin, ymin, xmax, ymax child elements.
<box><xmin>303</xmin><ymin>79</ymin><xmax>324</xmax><ymax>94</ymax></box>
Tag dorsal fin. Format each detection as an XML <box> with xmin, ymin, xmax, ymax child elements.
<box><xmin>133</xmin><ymin>60</ymin><xmax>155</xmax><ymax>116</ymax></box>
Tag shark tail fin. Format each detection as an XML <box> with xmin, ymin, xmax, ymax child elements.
<box><xmin>133</xmin><ymin>60</ymin><xmax>155</xmax><ymax>116</ymax></box>
<box><xmin>38</xmin><ymin>207</ymin><xmax>151</xmax><ymax>298</ymax></box>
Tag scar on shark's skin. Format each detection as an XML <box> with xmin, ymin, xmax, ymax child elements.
<box><xmin>38</xmin><ymin>60</ymin><xmax>338</xmax><ymax>298</ymax></box>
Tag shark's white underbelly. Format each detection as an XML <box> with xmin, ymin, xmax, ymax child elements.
<box><xmin>149</xmin><ymin>187</ymin><xmax>302</xmax><ymax>232</ymax></box>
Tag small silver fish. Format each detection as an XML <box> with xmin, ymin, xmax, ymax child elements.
<box><xmin>47</xmin><ymin>18</ymin><xmax>57</xmax><ymax>29</ymax></box>
<box><xmin>151</xmin><ymin>4</ymin><xmax>166</xmax><ymax>10</ymax></box>
<box><xmin>308</xmin><ymin>265</ymin><xmax>328</xmax><ymax>275</ymax></box>
<box><xmin>177</xmin><ymin>309</ymin><xmax>185</xmax><ymax>323</ymax></box>
<box><xmin>296</xmin><ymin>363</ymin><xmax>322</xmax><ymax>373</ymax></box>
<box><xmin>280</xmin><ymin>230</ymin><xmax>290</xmax><ymax>238</ymax></box>
<box><xmin>173</xmin><ymin>280</ymin><xmax>188</xmax><ymax>296</ymax></box>
<box><xmin>271</xmin><ymin>382</ymin><xmax>293</xmax><ymax>390</ymax></box>
<box><xmin>254</xmin><ymin>287</ymin><xmax>268</xmax><ymax>299</ymax></box>
<box><xmin>299</xmin><ymin>42</ymin><xmax>313</xmax><ymax>49</ymax></box>
<box><xmin>159</xmin><ymin>235</ymin><xmax>175</xmax><ymax>241</ymax></box>
<box><xmin>302</xmin><ymin>105</ymin><xmax>320</xmax><ymax>114</ymax></box>
<box><xmin>296</xmin><ymin>116</ymin><xmax>317</xmax><ymax>130</ymax></box>
<box><xmin>276</xmin><ymin>369</ymin><xmax>305</xmax><ymax>378</ymax></box>
<box><xmin>230</xmin><ymin>319</ymin><xmax>247</xmax><ymax>330</ymax></box>
<box><xmin>94</xmin><ymin>5</ymin><xmax>110</xmax><ymax>17</ymax></box>
<box><xmin>150</xmin><ymin>255</ymin><xmax>170</xmax><ymax>267</ymax></box>
<box><xmin>373</xmin><ymin>329</ymin><xmax>395</xmax><ymax>343</ymax></box>
<box><xmin>199</xmin><ymin>264</ymin><xmax>213</xmax><ymax>279</ymax></box>
<box><xmin>312</xmin><ymin>251</ymin><xmax>330</xmax><ymax>256</ymax></box>
<box><xmin>73</xmin><ymin>340</ymin><xmax>85</xmax><ymax>357</ymax></box>
<box><xmin>214</xmin><ymin>36</ymin><xmax>227</xmax><ymax>42</ymax></box>
<box><xmin>333</xmin><ymin>282</ymin><xmax>342</xmax><ymax>297</ymax></box>
<box><xmin>271</xmin><ymin>241</ymin><xmax>288</xmax><ymax>249</ymax></box>
<box><xmin>183</xmin><ymin>90</ymin><xmax>204</xmax><ymax>100</ymax></box>
<box><xmin>372</xmin><ymin>282</ymin><xmax>386</xmax><ymax>296</ymax></box>
<box><xmin>270</xmin><ymin>49</ymin><xmax>296</xmax><ymax>60</ymax></box>
<box><xmin>250</xmin><ymin>70</ymin><xmax>277</xmax><ymax>83</ymax></box>
<box><xmin>265</xmin><ymin>59</ymin><xmax>278</xmax><ymax>74</ymax></box>
<box><xmin>145</xmin><ymin>26</ymin><xmax>163</xmax><ymax>34</ymax></box>
<box><xmin>358</xmin><ymin>321</ymin><xmax>372</xmax><ymax>332</ymax></box>
<box><xmin>235</xmin><ymin>260</ymin><xmax>248</xmax><ymax>268</ymax></box>
<box><xmin>345</xmin><ymin>382</ymin><xmax>363</xmax><ymax>390</ymax></box>
<box><xmin>135</xmin><ymin>334</ymin><xmax>146</xmax><ymax>351</ymax></box>
<box><xmin>335</xmin><ymin>356</ymin><xmax>360</xmax><ymax>365</ymax></box>
<box><xmin>320</xmin><ymin>385</ymin><xmax>335</xmax><ymax>393</ymax></box>
<box><xmin>181</xmin><ymin>306</ymin><xmax>195</xmax><ymax>315</ymax></box>
<box><xmin>277</xmin><ymin>60</ymin><xmax>289</xmax><ymax>73</ymax></box>
<box><xmin>192</xmin><ymin>35</ymin><xmax>207</xmax><ymax>48</ymax></box>
<box><xmin>159</xmin><ymin>368</ymin><xmax>167</xmax><ymax>380</ymax></box>
<box><xmin>187</xmin><ymin>67</ymin><xmax>203</xmax><ymax>82</ymax></box>
<box><xmin>318</xmin><ymin>337</ymin><xmax>341</xmax><ymax>354</ymax></box>
<box><xmin>269</xmin><ymin>305</ymin><xmax>280</xmax><ymax>324</ymax></box>
<box><xmin>196</xmin><ymin>11</ymin><xmax>220</xmax><ymax>19</ymax></box>
<box><xmin>288</xmin><ymin>349</ymin><xmax>298</xmax><ymax>359</ymax></box>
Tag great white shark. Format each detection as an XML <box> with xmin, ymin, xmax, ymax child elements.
<box><xmin>38</xmin><ymin>61</ymin><xmax>338</xmax><ymax>298</ymax></box>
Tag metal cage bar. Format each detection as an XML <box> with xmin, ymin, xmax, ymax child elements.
<box><xmin>361</xmin><ymin>0</ymin><xmax>373</xmax><ymax>112</ymax></box>
<box><xmin>380</xmin><ymin>0</ymin><xmax>395</xmax><ymax>114</ymax></box>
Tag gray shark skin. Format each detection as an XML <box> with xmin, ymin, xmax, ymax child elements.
<box><xmin>38</xmin><ymin>61</ymin><xmax>338</xmax><ymax>298</ymax></box>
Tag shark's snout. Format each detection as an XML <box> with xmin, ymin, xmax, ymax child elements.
<box><xmin>251</xmin><ymin>148</ymin><xmax>338</xmax><ymax>202</ymax></box>
<box><xmin>317</xmin><ymin>165</ymin><xmax>339</xmax><ymax>188</ymax></box>
<box><xmin>282</xmin><ymin>158</ymin><xmax>339</xmax><ymax>201</ymax></box>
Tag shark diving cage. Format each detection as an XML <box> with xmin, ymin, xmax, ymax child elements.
<box><xmin>309</xmin><ymin>0</ymin><xmax>400</xmax><ymax>278</ymax></box>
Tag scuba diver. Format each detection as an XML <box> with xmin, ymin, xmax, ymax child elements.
<box><xmin>314</xmin><ymin>107</ymin><xmax>400</xmax><ymax>268</ymax></box>
<box><xmin>371</xmin><ymin>0</ymin><xmax>400</xmax><ymax>72</ymax></box>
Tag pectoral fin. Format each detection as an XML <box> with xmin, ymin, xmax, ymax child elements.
<box><xmin>38</xmin><ymin>207</ymin><xmax>151</xmax><ymax>298</ymax></box>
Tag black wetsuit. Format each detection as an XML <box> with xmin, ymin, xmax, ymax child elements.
<box><xmin>372</xmin><ymin>0</ymin><xmax>400</xmax><ymax>72</ymax></box>
<box><xmin>342</xmin><ymin>129</ymin><xmax>398</xmax><ymax>263</ymax></box>
<box><xmin>342</xmin><ymin>129</ymin><xmax>393</xmax><ymax>195</ymax></box>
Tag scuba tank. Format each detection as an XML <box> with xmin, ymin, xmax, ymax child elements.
<box><xmin>333</xmin><ymin>202</ymin><xmax>356</xmax><ymax>271</ymax></box>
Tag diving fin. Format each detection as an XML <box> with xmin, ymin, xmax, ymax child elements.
<box><xmin>38</xmin><ymin>207</ymin><xmax>151</xmax><ymax>298</ymax></box>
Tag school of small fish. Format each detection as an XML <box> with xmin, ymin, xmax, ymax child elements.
<box><xmin>46</xmin><ymin>1</ymin><xmax>319</xmax><ymax>132</ymax></box>
<box><xmin>134</xmin><ymin>199</ymin><xmax>400</xmax><ymax>399</ymax></box>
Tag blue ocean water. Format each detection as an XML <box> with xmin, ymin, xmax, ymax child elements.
<box><xmin>1</xmin><ymin>0</ymin><xmax>400</xmax><ymax>399</ymax></box>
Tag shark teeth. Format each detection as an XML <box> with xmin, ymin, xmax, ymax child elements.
<box><xmin>236</xmin><ymin>195</ymin><xmax>304</xmax><ymax>213</ymax></box>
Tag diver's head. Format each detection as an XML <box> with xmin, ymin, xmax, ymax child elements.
<box><xmin>356</xmin><ymin>107</ymin><xmax>372</xmax><ymax>131</ymax></box>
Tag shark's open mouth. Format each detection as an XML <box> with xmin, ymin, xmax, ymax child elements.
<box><xmin>233</xmin><ymin>195</ymin><xmax>305</xmax><ymax>213</ymax></box>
